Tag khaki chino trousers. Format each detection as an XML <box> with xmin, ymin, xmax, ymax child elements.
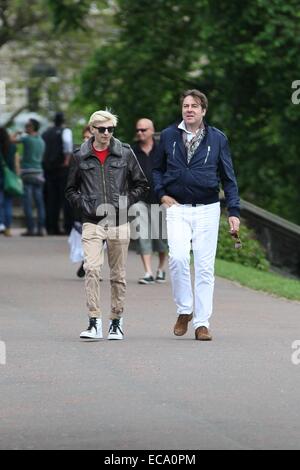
<box><xmin>82</xmin><ymin>222</ymin><xmax>130</xmax><ymax>320</ymax></box>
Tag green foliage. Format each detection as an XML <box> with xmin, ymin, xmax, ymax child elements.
<box><xmin>73</xmin><ymin>0</ymin><xmax>300</xmax><ymax>224</ymax></box>
<box><xmin>0</xmin><ymin>0</ymin><xmax>115</xmax><ymax>123</ymax></box>
<box><xmin>199</xmin><ymin>0</ymin><xmax>300</xmax><ymax>225</ymax></box>
<box><xmin>217</xmin><ymin>216</ymin><xmax>270</xmax><ymax>271</ymax></box>
<box><xmin>46</xmin><ymin>0</ymin><xmax>92</xmax><ymax>31</ymax></box>
<box><xmin>0</xmin><ymin>0</ymin><xmax>93</xmax><ymax>48</ymax></box>
<box><xmin>74</xmin><ymin>0</ymin><xmax>207</xmax><ymax>140</ymax></box>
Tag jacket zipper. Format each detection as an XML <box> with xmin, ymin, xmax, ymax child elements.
<box><xmin>173</xmin><ymin>141</ymin><xmax>176</xmax><ymax>158</ymax></box>
<box><xmin>204</xmin><ymin>145</ymin><xmax>211</xmax><ymax>165</ymax></box>
<box><xmin>99</xmin><ymin>162</ymin><xmax>109</xmax><ymax>225</ymax></box>
<box><xmin>91</xmin><ymin>155</ymin><xmax>108</xmax><ymax>205</ymax></box>
<box><xmin>100</xmin><ymin>163</ymin><xmax>107</xmax><ymax>205</ymax></box>
<box><xmin>91</xmin><ymin>155</ymin><xmax>108</xmax><ymax>207</ymax></box>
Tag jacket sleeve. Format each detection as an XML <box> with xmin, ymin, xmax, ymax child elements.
<box><xmin>127</xmin><ymin>148</ymin><xmax>149</xmax><ymax>205</ymax></box>
<box><xmin>218</xmin><ymin>135</ymin><xmax>240</xmax><ymax>218</ymax></box>
<box><xmin>152</xmin><ymin>131</ymin><xmax>167</xmax><ymax>201</ymax></box>
<box><xmin>65</xmin><ymin>153</ymin><xmax>82</xmax><ymax>210</ymax></box>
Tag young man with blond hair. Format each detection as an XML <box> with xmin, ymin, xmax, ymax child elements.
<box><xmin>66</xmin><ymin>110</ymin><xmax>148</xmax><ymax>340</ymax></box>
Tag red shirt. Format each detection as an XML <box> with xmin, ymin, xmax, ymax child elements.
<box><xmin>93</xmin><ymin>145</ymin><xmax>109</xmax><ymax>165</ymax></box>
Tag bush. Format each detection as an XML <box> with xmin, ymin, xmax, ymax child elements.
<box><xmin>217</xmin><ymin>216</ymin><xmax>270</xmax><ymax>271</ymax></box>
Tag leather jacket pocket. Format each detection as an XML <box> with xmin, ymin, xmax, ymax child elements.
<box><xmin>109</xmin><ymin>161</ymin><xmax>127</xmax><ymax>169</ymax></box>
<box><xmin>108</xmin><ymin>161</ymin><xmax>128</xmax><ymax>197</ymax></box>
<box><xmin>81</xmin><ymin>194</ymin><xmax>98</xmax><ymax>218</ymax></box>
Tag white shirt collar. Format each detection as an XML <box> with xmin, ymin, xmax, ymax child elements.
<box><xmin>178</xmin><ymin>120</ymin><xmax>194</xmax><ymax>135</ymax></box>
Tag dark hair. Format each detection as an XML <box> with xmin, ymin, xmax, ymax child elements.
<box><xmin>54</xmin><ymin>112</ymin><xmax>65</xmax><ymax>126</ymax></box>
<box><xmin>0</xmin><ymin>127</ymin><xmax>10</xmax><ymax>157</ymax></box>
<box><xmin>180</xmin><ymin>89</ymin><xmax>208</xmax><ymax>110</ymax></box>
<box><xmin>29</xmin><ymin>118</ymin><xmax>40</xmax><ymax>132</ymax></box>
<box><xmin>82</xmin><ymin>125</ymin><xmax>91</xmax><ymax>137</ymax></box>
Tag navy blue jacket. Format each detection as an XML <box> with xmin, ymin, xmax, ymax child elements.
<box><xmin>152</xmin><ymin>123</ymin><xmax>240</xmax><ymax>217</ymax></box>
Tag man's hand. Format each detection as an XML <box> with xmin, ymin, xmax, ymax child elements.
<box><xmin>228</xmin><ymin>216</ymin><xmax>240</xmax><ymax>234</ymax></box>
<box><xmin>161</xmin><ymin>195</ymin><xmax>179</xmax><ymax>208</ymax></box>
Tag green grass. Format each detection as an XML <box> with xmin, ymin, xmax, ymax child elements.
<box><xmin>215</xmin><ymin>258</ymin><xmax>300</xmax><ymax>302</ymax></box>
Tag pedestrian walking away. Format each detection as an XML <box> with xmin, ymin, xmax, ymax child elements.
<box><xmin>132</xmin><ymin>118</ymin><xmax>168</xmax><ymax>285</ymax></box>
<box><xmin>12</xmin><ymin>119</ymin><xmax>46</xmax><ymax>237</ymax></box>
<box><xmin>65</xmin><ymin>109</ymin><xmax>148</xmax><ymax>341</ymax></box>
<box><xmin>0</xmin><ymin>127</ymin><xmax>19</xmax><ymax>237</ymax></box>
<box><xmin>152</xmin><ymin>89</ymin><xmax>240</xmax><ymax>341</ymax></box>
<box><xmin>42</xmin><ymin>112</ymin><xmax>74</xmax><ymax>235</ymax></box>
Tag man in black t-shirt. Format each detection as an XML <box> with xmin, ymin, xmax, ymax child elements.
<box><xmin>42</xmin><ymin>112</ymin><xmax>73</xmax><ymax>235</ymax></box>
<box><xmin>132</xmin><ymin>119</ymin><xmax>168</xmax><ymax>285</ymax></box>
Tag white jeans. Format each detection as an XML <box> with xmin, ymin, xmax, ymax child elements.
<box><xmin>166</xmin><ymin>203</ymin><xmax>221</xmax><ymax>329</ymax></box>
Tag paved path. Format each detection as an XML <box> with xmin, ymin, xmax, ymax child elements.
<box><xmin>0</xmin><ymin>234</ymin><xmax>300</xmax><ymax>450</ymax></box>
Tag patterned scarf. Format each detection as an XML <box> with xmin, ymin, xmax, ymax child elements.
<box><xmin>184</xmin><ymin>127</ymin><xmax>206</xmax><ymax>164</ymax></box>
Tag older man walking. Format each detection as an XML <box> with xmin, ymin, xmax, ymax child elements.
<box><xmin>153</xmin><ymin>90</ymin><xmax>240</xmax><ymax>341</ymax></box>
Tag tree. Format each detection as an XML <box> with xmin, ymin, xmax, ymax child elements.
<box><xmin>75</xmin><ymin>0</ymin><xmax>207</xmax><ymax>139</ymax></box>
<box><xmin>199</xmin><ymin>0</ymin><xmax>300</xmax><ymax>224</ymax></box>
<box><xmin>0</xmin><ymin>1</ymin><xmax>116</xmax><ymax>120</ymax></box>
<box><xmin>0</xmin><ymin>0</ymin><xmax>91</xmax><ymax>49</ymax></box>
<box><xmin>75</xmin><ymin>0</ymin><xmax>300</xmax><ymax>224</ymax></box>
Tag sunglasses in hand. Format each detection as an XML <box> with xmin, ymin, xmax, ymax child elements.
<box><xmin>229</xmin><ymin>230</ymin><xmax>242</xmax><ymax>249</ymax></box>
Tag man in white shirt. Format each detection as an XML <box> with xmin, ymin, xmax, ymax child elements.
<box><xmin>153</xmin><ymin>90</ymin><xmax>240</xmax><ymax>341</ymax></box>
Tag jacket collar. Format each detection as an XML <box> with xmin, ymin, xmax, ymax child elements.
<box><xmin>176</xmin><ymin>120</ymin><xmax>208</xmax><ymax>134</ymax></box>
<box><xmin>171</xmin><ymin>121</ymin><xmax>209</xmax><ymax>159</ymax></box>
<box><xmin>80</xmin><ymin>136</ymin><xmax>123</xmax><ymax>160</ymax></box>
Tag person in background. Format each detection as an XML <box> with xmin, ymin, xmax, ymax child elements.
<box><xmin>153</xmin><ymin>89</ymin><xmax>240</xmax><ymax>342</ymax></box>
<box><xmin>12</xmin><ymin>119</ymin><xmax>46</xmax><ymax>237</ymax></box>
<box><xmin>42</xmin><ymin>112</ymin><xmax>73</xmax><ymax>235</ymax></box>
<box><xmin>68</xmin><ymin>125</ymin><xmax>101</xmax><ymax>280</ymax></box>
<box><xmin>0</xmin><ymin>127</ymin><xmax>18</xmax><ymax>237</ymax></box>
<box><xmin>132</xmin><ymin>118</ymin><xmax>168</xmax><ymax>285</ymax></box>
<box><xmin>82</xmin><ymin>126</ymin><xmax>92</xmax><ymax>142</ymax></box>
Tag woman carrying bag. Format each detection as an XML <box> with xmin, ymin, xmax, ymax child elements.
<box><xmin>0</xmin><ymin>127</ymin><xmax>19</xmax><ymax>237</ymax></box>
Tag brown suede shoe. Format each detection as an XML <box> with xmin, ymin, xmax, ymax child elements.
<box><xmin>174</xmin><ymin>313</ymin><xmax>193</xmax><ymax>336</ymax></box>
<box><xmin>195</xmin><ymin>326</ymin><xmax>212</xmax><ymax>341</ymax></box>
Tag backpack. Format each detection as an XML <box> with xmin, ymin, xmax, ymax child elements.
<box><xmin>42</xmin><ymin>126</ymin><xmax>64</xmax><ymax>171</ymax></box>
